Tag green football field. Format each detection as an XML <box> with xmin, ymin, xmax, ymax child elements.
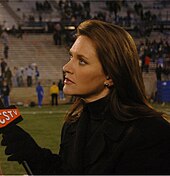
<box><xmin>0</xmin><ymin>103</ymin><xmax>170</xmax><ymax>175</ymax></box>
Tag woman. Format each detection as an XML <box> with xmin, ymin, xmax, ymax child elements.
<box><xmin>1</xmin><ymin>20</ymin><xmax>170</xmax><ymax>174</ymax></box>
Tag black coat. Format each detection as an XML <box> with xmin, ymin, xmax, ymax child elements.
<box><xmin>28</xmin><ymin>97</ymin><xmax>170</xmax><ymax>175</ymax></box>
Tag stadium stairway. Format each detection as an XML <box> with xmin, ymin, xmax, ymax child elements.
<box><xmin>0</xmin><ymin>33</ymin><xmax>69</xmax><ymax>84</ymax></box>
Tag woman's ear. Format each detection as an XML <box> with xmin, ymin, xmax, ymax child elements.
<box><xmin>107</xmin><ymin>79</ymin><xmax>114</xmax><ymax>87</ymax></box>
<box><xmin>104</xmin><ymin>76</ymin><xmax>114</xmax><ymax>88</ymax></box>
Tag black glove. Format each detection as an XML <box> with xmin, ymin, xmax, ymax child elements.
<box><xmin>1</xmin><ymin>124</ymin><xmax>42</xmax><ymax>163</ymax></box>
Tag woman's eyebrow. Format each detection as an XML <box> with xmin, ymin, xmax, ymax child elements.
<box><xmin>77</xmin><ymin>54</ymin><xmax>89</xmax><ymax>60</ymax></box>
<box><xmin>69</xmin><ymin>50</ymin><xmax>89</xmax><ymax>60</ymax></box>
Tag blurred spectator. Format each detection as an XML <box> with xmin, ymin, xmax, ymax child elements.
<box><xmin>35</xmin><ymin>0</ymin><xmax>51</xmax><ymax>12</ymax></box>
<box><xmin>4</xmin><ymin>66</ymin><xmax>12</xmax><ymax>88</ymax></box>
<box><xmin>19</xmin><ymin>68</ymin><xmax>25</xmax><ymax>86</ymax></box>
<box><xmin>13</xmin><ymin>66</ymin><xmax>23</xmax><ymax>87</ymax></box>
<box><xmin>44</xmin><ymin>0</ymin><xmax>51</xmax><ymax>11</ymax></box>
<box><xmin>11</xmin><ymin>25</ymin><xmax>17</xmax><ymax>36</ymax></box>
<box><xmin>155</xmin><ymin>65</ymin><xmax>162</xmax><ymax>81</ymax></box>
<box><xmin>1</xmin><ymin>30</ymin><xmax>9</xmax><ymax>59</ymax></box>
<box><xmin>35</xmin><ymin>66</ymin><xmax>40</xmax><ymax>85</ymax></box>
<box><xmin>1</xmin><ymin>80</ymin><xmax>10</xmax><ymax>107</ymax></box>
<box><xmin>53</xmin><ymin>23</ymin><xmax>62</xmax><ymax>45</ymax></box>
<box><xmin>4</xmin><ymin>45</ymin><xmax>9</xmax><ymax>59</ymax></box>
<box><xmin>50</xmin><ymin>82</ymin><xmax>59</xmax><ymax>106</ymax></box>
<box><xmin>12</xmin><ymin>66</ymin><xmax>19</xmax><ymax>87</ymax></box>
<box><xmin>17</xmin><ymin>24</ymin><xmax>23</xmax><ymax>39</ymax></box>
<box><xmin>157</xmin><ymin>54</ymin><xmax>164</xmax><ymax>68</ymax></box>
<box><xmin>0</xmin><ymin>58</ymin><xmax>7</xmax><ymax>78</ymax></box>
<box><xmin>105</xmin><ymin>1</ymin><xmax>121</xmax><ymax>21</ymax></box>
<box><xmin>144</xmin><ymin>55</ymin><xmax>151</xmax><ymax>73</ymax></box>
<box><xmin>36</xmin><ymin>82</ymin><xmax>44</xmax><ymax>107</ymax></box>
<box><xmin>26</xmin><ymin>65</ymin><xmax>33</xmax><ymax>87</ymax></box>
<box><xmin>58</xmin><ymin>79</ymin><xmax>65</xmax><ymax>100</ymax></box>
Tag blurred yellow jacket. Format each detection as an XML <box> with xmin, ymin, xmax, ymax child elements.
<box><xmin>50</xmin><ymin>85</ymin><xmax>59</xmax><ymax>95</ymax></box>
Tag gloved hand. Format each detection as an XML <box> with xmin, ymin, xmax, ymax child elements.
<box><xmin>1</xmin><ymin>124</ymin><xmax>42</xmax><ymax>163</ymax></box>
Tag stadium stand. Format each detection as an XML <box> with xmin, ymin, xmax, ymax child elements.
<box><xmin>0</xmin><ymin>0</ymin><xmax>170</xmax><ymax>105</ymax></box>
<box><xmin>0</xmin><ymin>34</ymin><xmax>69</xmax><ymax>83</ymax></box>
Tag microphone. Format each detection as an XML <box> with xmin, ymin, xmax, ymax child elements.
<box><xmin>0</xmin><ymin>98</ymin><xmax>33</xmax><ymax>175</ymax></box>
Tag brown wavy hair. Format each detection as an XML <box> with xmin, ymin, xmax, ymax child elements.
<box><xmin>65</xmin><ymin>20</ymin><xmax>162</xmax><ymax>122</ymax></box>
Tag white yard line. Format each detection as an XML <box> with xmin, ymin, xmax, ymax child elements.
<box><xmin>20</xmin><ymin>110</ymin><xmax>68</xmax><ymax>115</ymax></box>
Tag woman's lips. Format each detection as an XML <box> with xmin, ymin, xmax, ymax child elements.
<box><xmin>64</xmin><ymin>78</ymin><xmax>75</xmax><ymax>84</ymax></box>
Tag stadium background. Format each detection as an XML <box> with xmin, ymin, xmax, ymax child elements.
<box><xmin>0</xmin><ymin>0</ymin><xmax>170</xmax><ymax>174</ymax></box>
<box><xmin>0</xmin><ymin>0</ymin><xmax>170</xmax><ymax>105</ymax></box>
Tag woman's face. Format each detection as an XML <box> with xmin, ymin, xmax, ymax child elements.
<box><xmin>63</xmin><ymin>35</ymin><xmax>110</xmax><ymax>102</ymax></box>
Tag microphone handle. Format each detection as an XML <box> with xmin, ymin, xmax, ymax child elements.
<box><xmin>22</xmin><ymin>161</ymin><xmax>33</xmax><ymax>175</ymax></box>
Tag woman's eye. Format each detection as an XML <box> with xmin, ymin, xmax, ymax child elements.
<box><xmin>79</xmin><ymin>59</ymin><xmax>86</xmax><ymax>65</ymax></box>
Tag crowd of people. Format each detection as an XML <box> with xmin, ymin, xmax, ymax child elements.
<box><xmin>0</xmin><ymin>58</ymin><xmax>42</xmax><ymax>107</ymax></box>
<box><xmin>51</xmin><ymin>0</ymin><xmax>170</xmax><ymax>47</ymax></box>
<box><xmin>0</xmin><ymin>57</ymin><xmax>65</xmax><ymax>107</ymax></box>
<box><xmin>2</xmin><ymin>0</ymin><xmax>167</xmax><ymax>47</ymax></box>
<box><xmin>35</xmin><ymin>0</ymin><xmax>52</xmax><ymax>12</ymax></box>
<box><xmin>0</xmin><ymin>60</ymin><xmax>41</xmax><ymax>88</ymax></box>
<box><xmin>137</xmin><ymin>38</ymin><xmax>170</xmax><ymax>80</ymax></box>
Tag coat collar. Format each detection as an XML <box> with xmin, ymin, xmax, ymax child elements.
<box><xmin>83</xmin><ymin>115</ymin><xmax>128</xmax><ymax>168</ymax></box>
<box><xmin>65</xmin><ymin>96</ymin><xmax>130</xmax><ymax>172</ymax></box>
<box><xmin>82</xmin><ymin>96</ymin><xmax>109</xmax><ymax>120</ymax></box>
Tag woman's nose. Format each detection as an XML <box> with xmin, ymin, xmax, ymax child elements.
<box><xmin>63</xmin><ymin>60</ymin><xmax>73</xmax><ymax>74</ymax></box>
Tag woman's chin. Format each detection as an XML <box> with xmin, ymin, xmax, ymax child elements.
<box><xmin>63</xmin><ymin>89</ymin><xmax>74</xmax><ymax>96</ymax></box>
